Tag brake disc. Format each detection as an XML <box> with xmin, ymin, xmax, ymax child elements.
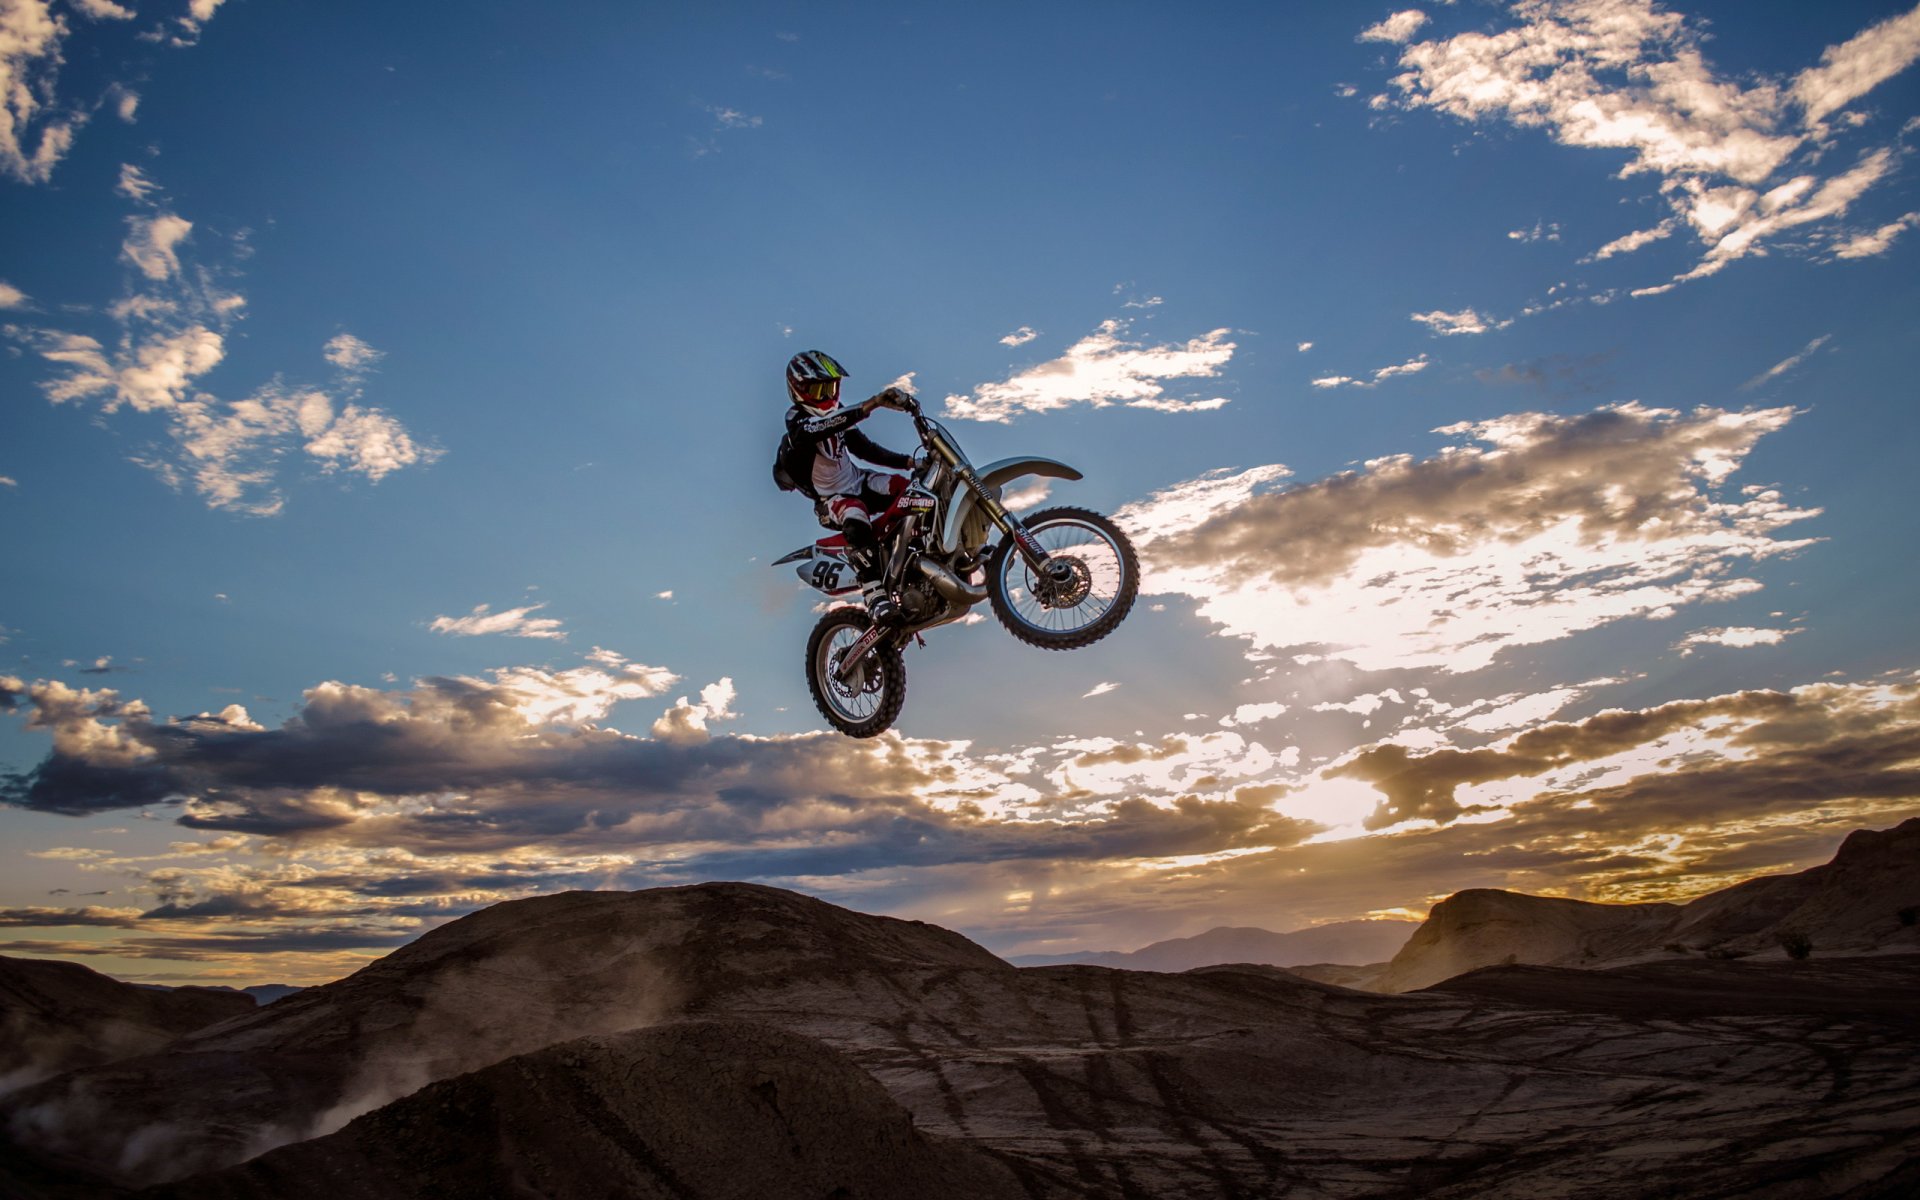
<box><xmin>1035</xmin><ymin>556</ymin><xmax>1092</xmax><ymax>608</ymax></box>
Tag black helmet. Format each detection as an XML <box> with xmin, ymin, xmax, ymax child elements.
<box><xmin>787</xmin><ymin>349</ymin><xmax>848</xmax><ymax>409</ymax></box>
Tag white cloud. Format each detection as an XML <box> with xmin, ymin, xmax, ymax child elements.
<box><xmin>1360</xmin><ymin>10</ymin><xmax>1430</xmax><ymax>44</ymax></box>
<box><xmin>1297</xmin><ymin>341</ymin><xmax>1313</xmax><ymax>352</ymax></box>
<box><xmin>108</xmin><ymin>82</ymin><xmax>137</xmax><ymax>121</ymax></box>
<box><xmin>39</xmin><ymin>323</ymin><xmax>226</xmax><ymax>412</ymax></box>
<box><xmin>651</xmin><ymin>678</ymin><xmax>738</xmax><ymax>743</ymax></box>
<box><xmin>1448</xmin><ymin>687</ymin><xmax>1585</xmax><ymax>734</ymax></box>
<box><xmin>1676</xmin><ymin>625</ymin><xmax>1800</xmax><ymax>654</ymax></box>
<box><xmin>1583</xmin><ymin>219</ymin><xmax>1677</xmax><ymax>262</ymax></box>
<box><xmin>0</xmin><ymin>280</ymin><xmax>27</xmax><ymax>309</ymax></box>
<box><xmin>944</xmin><ymin>318</ymin><xmax>1235</xmax><ymax>422</ymax></box>
<box><xmin>709</xmin><ymin>106</ymin><xmax>762</xmax><ymax>129</ymax></box>
<box><xmin>1118</xmin><ymin>403</ymin><xmax>1819</xmax><ymax>674</ymax></box>
<box><xmin>1312</xmin><ymin>356</ymin><xmax>1432</xmax><ymax>389</ymax></box>
<box><xmin>431</xmin><ymin>603</ymin><xmax>567</xmax><ymax>641</ymax></box>
<box><xmin>120</xmin><ymin>213</ymin><xmax>193</xmax><ymax>281</ymax></box>
<box><xmin>1372</xmin><ymin>356</ymin><xmax>1430</xmax><ymax>381</ymax></box>
<box><xmin>1047</xmin><ymin>731</ymin><xmax>1278</xmax><ymax>800</ymax></box>
<box><xmin>485</xmin><ymin>651</ymin><xmax>680</xmax><ymax>728</ymax></box>
<box><xmin>323</xmin><ymin>333</ymin><xmax>384</xmax><ymax>373</ymax></box>
<box><xmin>1832</xmin><ymin>211</ymin><xmax>1920</xmax><ymax>259</ymax></box>
<box><xmin>116</xmin><ymin>162</ymin><xmax>157</xmax><ymax>203</ymax></box>
<box><xmin>303</xmin><ymin>402</ymin><xmax>438</xmax><ymax>482</ymax></box>
<box><xmin>1001</xmin><ymin>481</ymin><xmax>1052</xmax><ymax>512</ymax></box>
<box><xmin>1081</xmin><ymin>682</ymin><xmax>1121</xmax><ymax>699</ymax></box>
<box><xmin>0</xmin><ymin>0</ymin><xmax>79</xmax><ymax>183</ymax></box>
<box><xmin>999</xmin><ymin>326</ymin><xmax>1039</xmax><ymax>347</ymax></box>
<box><xmin>69</xmin><ymin>1</ymin><xmax>135</xmax><ymax>20</ymax></box>
<box><xmin>1506</xmin><ymin>221</ymin><xmax>1560</xmax><ymax>243</ymax></box>
<box><xmin>1791</xmin><ymin>4</ymin><xmax>1920</xmax><ymax>127</ymax></box>
<box><xmin>170</xmin><ymin>0</ymin><xmax>228</xmax><ymax>46</ymax></box>
<box><xmin>1219</xmin><ymin>701</ymin><xmax>1288</xmax><ymax>728</ymax></box>
<box><xmin>1374</xmin><ymin>0</ymin><xmax>1920</xmax><ymax>290</ymax></box>
<box><xmin>1741</xmin><ymin>334</ymin><xmax>1831</xmax><ymax>391</ymax></box>
<box><xmin>1411</xmin><ymin>308</ymin><xmax>1510</xmax><ymax>336</ymax></box>
<box><xmin>12</xmin><ymin>189</ymin><xmax>440</xmax><ymax>513</ymax></box>
<box><xmin>0</xmin><ymin>475</ymin><xmax>17</xmax><ymax>488</ymax></box>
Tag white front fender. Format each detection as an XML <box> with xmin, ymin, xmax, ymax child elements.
<box><xmin>940</xmin><ymin>455</ymin><xmax>1083</xmax><ymax>554</ymax></box>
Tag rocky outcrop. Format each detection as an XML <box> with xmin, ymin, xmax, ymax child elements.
<box><xmin>1011</xmin><ymin>919</ymin><xmax>1418</xmax><ymax>972</ymax></box>
<box><xmin>1375</xmin><ymin>816</ymin><xmax>1920</xmax><ymax>993</ymax></box>
<box><xmin>1375</xmin><ymin>890</ymin><xmax>1680</xmax><ymax>992</ymax></box>
<box><xmin>141</xmin><ymin>1021</ymin><xmax>1024</xmax><ymax>1200</ymax></box>
<box><xmin>0</xmin><ymin>955</ymin><xmax>255</xmax><ymax>1096</ymax></box>
<box><xmin>1671</xmin><ymin>818</ymin><xmax>1920</xmax><ymax>954</ymax></box>
<box><xmin>5</xmin><ymin>878</ymin><xmax>1917</xmax><ymax>1198</ymax></box>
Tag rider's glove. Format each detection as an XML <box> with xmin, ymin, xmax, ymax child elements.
<box><xmin>878</xmin><ymin>386</ymin><xmax>914</xmax><ymax>410</ymax></box>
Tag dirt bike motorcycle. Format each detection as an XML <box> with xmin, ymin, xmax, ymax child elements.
<box><xmin>774</xmin><ymin>394</ymin><xmax>1139</xmax><ymax>738</ymax></box>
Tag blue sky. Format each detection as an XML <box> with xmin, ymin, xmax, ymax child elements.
<box><xmin>3</xmin><ymin>0</ymin><xmax>1919</xmax><ymax>985</ymax></box>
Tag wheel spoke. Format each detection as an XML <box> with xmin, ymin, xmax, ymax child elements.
<box><xmin>1000</xmin><ymin>521</ymin><xmax>1127</xmax><ymax>636</ymax></box>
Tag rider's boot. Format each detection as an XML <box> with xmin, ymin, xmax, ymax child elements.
<box><xmin>862</xmin><ymin>579</ymin><xmax>900</xmax><ymax>626</ymax></box>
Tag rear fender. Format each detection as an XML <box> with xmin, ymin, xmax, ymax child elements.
<box><xmin>940</xmin><ymin>456</ymin><xmax>1083</xmax><ymax>554</ymax></box>
<box><xmin>773</xmin><ymin>542</ymin><xmax>858</xmax><ymax>595</ymax></box>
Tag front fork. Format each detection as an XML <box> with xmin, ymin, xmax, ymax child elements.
<box><xmin>956</xmin><ymin>465</ymin><xmax>1080</xmax><ymax>601</ymax></box>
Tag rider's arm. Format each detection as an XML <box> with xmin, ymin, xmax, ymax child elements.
<box><xmin>790</xmin><ymin>406</ymin><xmax>859</xmax><ymax>438</ymax></box>
<box><xmin>788</xmin><ymin>390</ymin><xmax>909</xmax><ymax>443</ymax></box>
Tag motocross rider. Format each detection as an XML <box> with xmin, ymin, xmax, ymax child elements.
<box><xmin>783</xmin><ymin>350</ymin><xmax>916</xmax><ymax>625</ymax></box>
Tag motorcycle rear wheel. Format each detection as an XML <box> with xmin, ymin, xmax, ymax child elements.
<box><xmin>806</xmin><ymin>607</ymin><xmax>907</xmax><ymax>738</ymax></box>
<box><xmin>987</xmin><ymin>506</ymin><xmax>1139</xmax><ymax>650</ymax></box>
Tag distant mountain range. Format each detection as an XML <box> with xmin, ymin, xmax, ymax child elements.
<box><xmin>1</xmin><ymin>818</ymin><xmax>1915</xmax><ymax>1198</ymax></box>
<box><xmin>1008</xmin><ymin>918</ymin><xmax>1418</xmax><ymax>972</ymax></box>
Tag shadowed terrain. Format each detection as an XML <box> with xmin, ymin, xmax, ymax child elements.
<box><xmin>0</xmin><ymin>956</ymin><xmax>255</xmax><ymax>1097</ymax></box>
<box><xmin>140</xmin><ymin>1021</ymin><xmax>1025</xmax><ymax>1200</ymax></box>
<box><xmin>1</xmin><ymin>824</ymin><xmax>1915</xmax><ymax>1198</ymax></box>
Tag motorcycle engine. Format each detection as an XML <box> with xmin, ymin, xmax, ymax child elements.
<box><xmin>898</xmin><ymin>581</ymin><xmax>938</xmax><ymax>624</ymax></box>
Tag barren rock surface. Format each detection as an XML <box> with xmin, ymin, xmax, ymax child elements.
<box><xmin>141</xmin><ymin>1021</ymin><xmax>1024</xmax><ymax>1200</ymax></box>
<box><xmin>0</xmin><ymin>954</ymin><xmax>255</xmax><ymax>1096</ymax></box>
<box><xmin>1378</xmin><ymin>816</ymin><xmax>1920</xmax><ymax>992</ymax></box>
<box><xmin>4</xmin><ymin>879</ymin><xmax>1915</xmax><ymax>1198</ymax></box>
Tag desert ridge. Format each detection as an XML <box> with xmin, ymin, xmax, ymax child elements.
<box><xmin>0</xmin><ymin>820</ymin><xmax>1911</xmax><ymax>1198</ymax></box>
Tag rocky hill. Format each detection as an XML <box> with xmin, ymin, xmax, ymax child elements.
<box><xmin>1</xmin><ymin>873</ymin><xmax>1916</xmax><ymax>1198</ymax></box>
<box><xmin>0</xmin><ymin>954</ymin><xmax>255</xmax><ymax>1096</ymax></box>
<box><xmin>1374</xmin><ymin>890</ymin><xmax>1681</xmax><ymax>992</ymax></box>
<box><xmin>142</xmin><ymin>1021</ymin><xmax>1024</xmax><ymax>1200</ymax></box>
<box><xmin>1009</xmin><ymin>918</ymin><xmax>1417</xmax><ymax>972</ymax></box>
<box><xmin>1375</xmin><ymin>816</ymin><xmax>1920</xmax><ymax>993</ymax></box>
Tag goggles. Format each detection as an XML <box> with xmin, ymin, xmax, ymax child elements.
<box><xmin>796</xmin><ymin>378</ymin><xmax>841</xmax><ymax>402</ymax></box>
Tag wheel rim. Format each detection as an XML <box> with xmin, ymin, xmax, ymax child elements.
<box><xmin>817</xmin><ymin>621</ymin><xmax>886</xmax><ymax>723</ymax></box>
<box><xmin>998</xmin><ymin>519</ymin><xmax>1129</xmax><ymax>636</ymax></box>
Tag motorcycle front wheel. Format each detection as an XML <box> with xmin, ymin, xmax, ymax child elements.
<box><xmin>806</xmin><ymin>606</ymin><xmax>907</xmax><ymax>738</ymax></box>
<box><xmin>987</xmin><ymin>506</ymin><xmax>1139</xmax><ymax>651</ymax></box>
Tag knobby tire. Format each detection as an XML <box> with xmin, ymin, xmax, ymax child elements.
<box><xmin>987</xmin><ymin>506</ymin><xmax>1139</xmax><ymax>651</ymax></box>
<box><xmin>806</xmin><ymin>607</ymin><xmax>907</xmax><ymax>738</ymax></box>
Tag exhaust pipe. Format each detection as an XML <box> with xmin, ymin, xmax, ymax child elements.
<box><xmin>915</xmin><ymin>556</ymin><xmax>988</xmax><ymax>605</ymax></box>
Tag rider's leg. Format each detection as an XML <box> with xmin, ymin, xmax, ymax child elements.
<box><xmin>824</xmin><ymin>493</ymin><xmax>898</xmax><ymax>624</ymax></box>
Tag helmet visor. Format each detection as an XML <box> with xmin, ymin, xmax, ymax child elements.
<box><xmin>796</xmin><ymin>378</ymin><xmax>841</xmax><ymax>404</ymax></box>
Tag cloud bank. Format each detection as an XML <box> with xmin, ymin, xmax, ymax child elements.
<box><xmin>945</xmin><ymin>318</ymin><xmax>1234</xmax><ymax>422</ymax></box>
<box><xmin>1370</xmin><ymin>0</ymin><xmax>1920</xmax><ymax>287</ymax></box>
<box><xmin>6</xmin><ymin>178</ymin><xmax>439</xmax><ymax>514</ymax></box>
<box><xmin>1118</xmin><ymin>402</ymin><xmax>1817</xmax><ymax>672</ymax></box>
